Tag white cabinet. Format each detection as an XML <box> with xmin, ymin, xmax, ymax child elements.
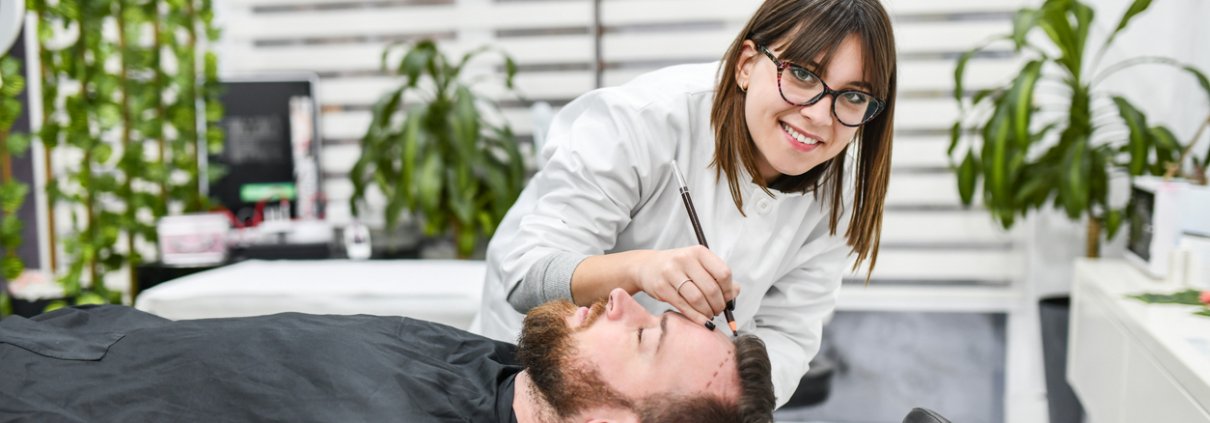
<box><xmin>1068</xmin><ymin>260</ymin><xmax>1210</xmax><ymax>423</ymax></box>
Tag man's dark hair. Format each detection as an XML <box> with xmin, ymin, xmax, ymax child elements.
<box><xmin>636</xmin><ymin>334</ymin><xmax>775</xmax><ymax>423</ymax></box>
<box><xmin>733</xmin><ymin>334</ymin><xmax>776</xmax><ymax>422</ymax></box>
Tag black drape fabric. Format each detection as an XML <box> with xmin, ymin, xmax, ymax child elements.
<box><xmin>0</xmin><ymin>306</ymin><xmax>521</xmax><ymax>423</ymax></box>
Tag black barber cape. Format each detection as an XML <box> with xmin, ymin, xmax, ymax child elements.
<box><xmin>0</xmin><ymin>306</ymin><xmax>521</xmax><ymax>423</ymax></box>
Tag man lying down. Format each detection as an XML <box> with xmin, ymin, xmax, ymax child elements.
<box><xmin>0</xmin><ymin>288</ymin><xmax>775</xmax><ymax>422</ymax></box>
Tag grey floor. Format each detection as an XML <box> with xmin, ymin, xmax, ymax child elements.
<box><xmin>774</xmin><ymin>310</ymin><xmax>1007</xmax><ymax>423</ymax></box>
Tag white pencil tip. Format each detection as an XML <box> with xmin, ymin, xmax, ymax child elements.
<box><xmin>671</xmin><ymin>160</ymin><xmax>688</xmax><ymax>189</ymax></box>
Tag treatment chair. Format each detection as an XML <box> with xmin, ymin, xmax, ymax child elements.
<box><xmin>782</xmin><ymin>353</ymin><xmax>835</xmax><ymax>407</ymax></box>
<box><xmin>902</xmin><ymin>407</ymin><xmax>952</xmax><ymax>423</ymax></box>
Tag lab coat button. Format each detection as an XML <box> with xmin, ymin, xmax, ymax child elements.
<box><xmin>757</xmin><ymin>199</ymin><xmax>771</xmax><ymax>213</ymax></box>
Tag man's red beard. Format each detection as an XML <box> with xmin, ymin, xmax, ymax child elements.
<box><xmin>515</xmin><ymin>299</ymin><xmax>630</xmax><ymax>419</ymax></box>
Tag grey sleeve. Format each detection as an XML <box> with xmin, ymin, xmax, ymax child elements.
<box><xmin>506</xmin><ymin>251</ymin><xmax>588</xmax><ymax>313</ymax></box>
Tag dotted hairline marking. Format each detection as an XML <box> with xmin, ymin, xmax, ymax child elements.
<box><xmin>704</xmin><ymin>356</ymin><xmax>731</xmax><ymax>389</ymax></box>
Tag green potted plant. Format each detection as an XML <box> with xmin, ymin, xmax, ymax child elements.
<box><xmin>950</xmin><ymin>0</ymin><xmax>1210</xmax><ymax>257</ymax></box>
<box><xmin>349</xmin><ymin>40</ymin><xmax>526</xmax><ymax>259</ymax></box>
<box><xmin>951</xmin><ymin>3</ymin><xmax>1210</xmax><ymax>421</ymax></box>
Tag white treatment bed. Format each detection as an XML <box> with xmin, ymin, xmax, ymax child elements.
<box><xmin>134</xmin><ymin>259</ymin><xmax>486</xmax><ymax>330</ymax></box>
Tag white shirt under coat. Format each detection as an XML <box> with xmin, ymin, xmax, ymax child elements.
<box><xmin>472</xmin><ymin>62</ymin><xmax>855</xmax><ymax>407</ymax></box>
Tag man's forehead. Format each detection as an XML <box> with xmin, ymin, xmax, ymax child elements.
<box><xmin>664</xmin><ymin>311</ymin><xmax>736</xmax><ymax>346</ymax></box>
<box><xmin>660</xmin><ymin>311</ymin><xmax>739</xmax><ymax>395</ymax></box>
<box><xmin>702</xmin><ymin>354</ymin><xmax>735</xmax><ymax>391</ymax></box>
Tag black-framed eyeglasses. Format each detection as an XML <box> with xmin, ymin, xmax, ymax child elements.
<box><xmin>756</xmin><ymin>44</ymin><xmax>885</xmax><ymax>127</ymax></box>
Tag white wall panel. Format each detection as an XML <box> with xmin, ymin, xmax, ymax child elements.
<box><xmin>321</xmin><ymin>107</ymin><xmax>534</xmax><ymax>141</ymax></box>
<box><xmin>317</xmin><ymin>71</ymin><xmax>595</xmax><ymax>107</ymax></box>
<box><xmin>837</xmin><ymin>284</ymin><xmax>1021</xmax><ymax>312</ymax></box>
<box><xmin>849</xmin><ymin>248</ymin><xmax>1018</xmax><ymax>282</ymax></box>
<box><xmin>600</xmin><ymin>0</ymin><xmax>760</xmax><ymax>25</ymax></box>
<box><xmin>225</xmin><ymin>2</ymin><xmax>593</xmax><ymax>41</ymax></box>
<box><xmin>222</xmin><ymin>37</ymin><xmax>595</xmax><ymax>74</ymax></box>
<box><xmin>892</xmin><ymin>136</ymin><xmax>951</xmax><ymax>169</ymax></box>
<box><xmin>880</xmin><ymin>211</ymin><xmax>1010</xmax><ymax>244</ymax></box>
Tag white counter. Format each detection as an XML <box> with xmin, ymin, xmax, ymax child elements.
<box><xmin>1068</xmin><ymin>259</ymin><xmax>1210</xmax><ymax>423</ymax></box>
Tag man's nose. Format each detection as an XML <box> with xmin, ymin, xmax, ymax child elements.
<box><xmin>605</xmin><ymin>288</ymin><xmax>655</xmax><ymax>323</ymax></box>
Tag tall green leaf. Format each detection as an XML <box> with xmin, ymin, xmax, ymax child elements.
<box><xmin>497</xmin><ymin>126</ymin><xmax>524</xmax><ymax>189</ymax></box>
<box><xmin>1148</xmin><ymin>126</ymin><xmax>1181</xmax><ymax>175</ymax></box>
<box><xmin>477</xmin><ymin>210</ymin><xmax>497</xmax><ymax>237</ymax></box>
<box><xmin>397</xmin><ymin>41</ymin><xmax>437</xmax><ymax>87</ymax></box>
<box><xmin>1010</xmin><ymin>61</ymin><xmax>1044</xmax><ymax>148</ymax></box>
<box><xmin>401</xmin><ymin>106</ymin><xmax>425</xmax><ymax>209</ymax></box>
<box><xmin>1070</xmin><ymin>2</ymin><xmax>1094</xmax><ymax>64</ymax></box>
<box><xmin>446</xmin><ymin>167</ymin><xmax>475</xmax><ymax>225</ymax></box>
<box><xmin>1182</xmin><ymin>65</ymin><xmax>1210</xmax><ymax>110</ymax></box>
<box><xmin>451</xmin><ymin>86</ymin><xmax>481</xmax><ymax>161</ymax></box>
<box><xmin>1111</xmin><ymin>96</ymin><xmax>1149</xmax><ymax>175</ymax></box>
<box><xmin>456</xmin><ymin>221</ymin><xmax>477</xmax><ymax>257</ymax></box>
<box><xmin>1101</xmin><ymin>0</ymin><xmax>1153</xmax><ymax>56</ymax></box>
<box><xmin>503</xmin><ymin>56</ymin><xmax>518</xmax><ymax>90</ymax></box>
<box><xmin>1058</xmin><ymin>132</ymin><xmax>1090</xmax><ymax>218</ymax></box>
<box><xmin>953</xmin><ymin>35</ymin><xmax>1011</xmax><ymax>105</ymax></box>
<box><xmin>351</xmin><ymin>85</ymin><xmax>406</xmax><ymax>215</ymax></box>
<box><xmin>416</xmin><ymin>151</ymin><xmax>444</xmax><ymax>221</ymax></box>
<box><xmin>981</xmin><ymin>104</ymin><xmax>1013</xmax><ymax>215</ymax></box>
<box><xmin>1011</xmin><ymin>8</ymin><xmax>1040</xmax><ymax>51</ymax></box>
<box><xmin>1038</xmin><ymin>0</ymin><xmax>1081</xmax><ymax>78</ymax></box>
<box><xmin>957</xmin><ymin>151</ymin><xmax>979</xmax><ymax>206</ymax></box>
<box><xmin>482</xmin><ymin>163</ymin><xmax>512</xmax><ymax>219</ymax></box>
<box><xmin>948</xmin><ymin>121</ymin><xmax>962</xmax><ymax>157</ymax></box>
<box><xmin>1013</xmin><ymin>165</ymin><xmax>1055</xmax><ymax>209</ymax></box>
<box><xmin>1088</xmin><ymin>146</ymin><xmax>1111</xmax><ymax>223</ymax></box>
<box><xmin>1104</xmin><ymin>208</ymin><xmax>1124</xmax><ymax>239</ymax></box>
<box><xmin>455</xmin><ymin>46</ymin><xmax>491</xmax><ymax>75</ymax></box>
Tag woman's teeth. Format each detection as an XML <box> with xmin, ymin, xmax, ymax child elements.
<box><xmin>782</xmin><ymin>123</ymin><xmax>819</xmax><ymax>145</ymax></box>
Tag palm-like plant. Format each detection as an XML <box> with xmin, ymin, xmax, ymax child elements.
<box><xmin>951</xmin><ymin>0</ymin><xmax>1210</xmax><ymax>256</ymax></box>
<box><xmin>349</xmin><ymin>40</ymin><xmax>526</xmax><ymax>258</ymax></box>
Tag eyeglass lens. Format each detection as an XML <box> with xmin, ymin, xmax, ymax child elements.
<box><xmin>779</xmin><ymin>65</ymin><xmax>878</xmax><ymax>126</ymax></box>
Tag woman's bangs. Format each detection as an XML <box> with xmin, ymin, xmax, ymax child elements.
<box><xmin>776</xmin><ymin>18</ymin><xmax>851</xmax><ymax>74</ymax></box>
<box><xmin>768</xmin><ymin>3</ymin><xmax>895</xmax><ymax>99</ymax></box>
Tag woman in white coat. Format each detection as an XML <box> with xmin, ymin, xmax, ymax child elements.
<box><xmin>474</xmin><ymin>0</ymin><xmax>897</xmax><ymax>407</ymax></box>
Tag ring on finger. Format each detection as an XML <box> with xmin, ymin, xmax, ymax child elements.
<box><xmin>677</xmin><ymin>279</ymin><xmax>696</xmax><ymax>292</ymax></box>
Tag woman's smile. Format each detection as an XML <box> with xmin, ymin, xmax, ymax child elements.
<box><xmin>780</xmin><ymin>121</ymin><xmax>824</xmax><ymax>153</ymax></box>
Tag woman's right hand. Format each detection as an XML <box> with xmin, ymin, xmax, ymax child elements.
<box><xmin>629</xmin><ymin>245</ymin><xmax>739</xmax><ymax>325</ymax></box>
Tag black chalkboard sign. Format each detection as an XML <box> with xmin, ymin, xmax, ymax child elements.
<box><xmin>210</xmin><ymin>76</ymin><xmax>322</xmax><ymax>224</ymax></box>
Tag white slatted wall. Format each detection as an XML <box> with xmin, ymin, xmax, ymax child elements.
<box><xmin>215</xmin><ymin>0</ymin><xmax>1033</xmax><ymax>297</ymax></box>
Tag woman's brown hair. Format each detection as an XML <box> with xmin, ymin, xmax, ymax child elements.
<box><xmin>711</xmin><ymin>0</ymin><xmax>897</xmax><ymax>277</ymax></box>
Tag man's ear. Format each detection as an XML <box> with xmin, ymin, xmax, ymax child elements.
<box><xmin>734</xmin><ymin>39</ymin><xmax>759</xmax><ymax>89</ymax></box>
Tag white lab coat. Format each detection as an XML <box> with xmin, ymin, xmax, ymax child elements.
<box><xmin>473</xmin><ymin>62</ymin><xmax>854</xmax><ymax>407</ymax></box>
